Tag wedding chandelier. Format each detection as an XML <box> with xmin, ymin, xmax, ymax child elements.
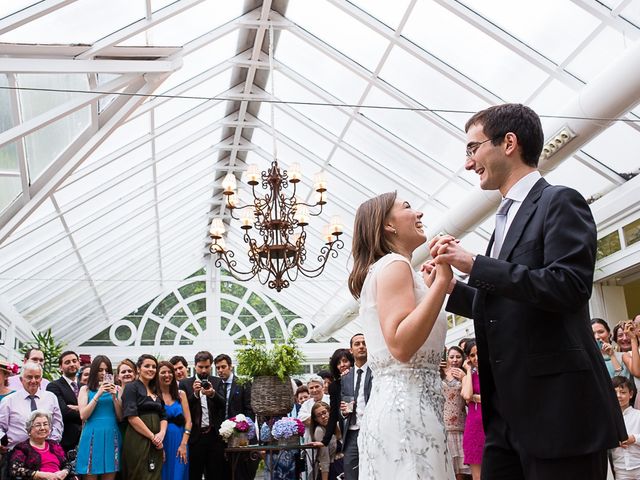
<box><xmin>208</xmin><ymin>163</ymin><xmax>344</xmax><ymax>291</ymax></box>
<box><xmin>208</xmin><ymin>25</ymin><xmax>343</xmax><ymax>291</ymax></box>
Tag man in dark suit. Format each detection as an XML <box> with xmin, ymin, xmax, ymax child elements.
<box><xmin>46</xmin><ymin>350</ymin><xmax>82</xmax><ymax>452</ymax></box>
<box><xmin>339</xmin><ymin>334</ymin><xmax>372</xmax><ymax>480</ymax></box>
<box><xmin>428</xmin><ymin>103</ymin><xmax>627</xmax><ymax>479</ymax></box>
<box><xmin>179</xmin><ymin>351</ymin><xmax>226</xmax><ymax>480</ymax></box>
<box><xmin>215</xmin><ymin>353</ymin><xmax>256</xmax><ymax>480</ymax></box>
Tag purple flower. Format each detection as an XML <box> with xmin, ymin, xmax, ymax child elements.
<box><xmin>272</xmin><ymin>418</ymin><xmax>305</xmax><ymax>439</ymax></box>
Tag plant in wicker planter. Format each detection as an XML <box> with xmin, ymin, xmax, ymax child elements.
<box><xmin>236</xmin><ymin>337</ymin><xmax>304</xmax><ymax>417</ymax></box>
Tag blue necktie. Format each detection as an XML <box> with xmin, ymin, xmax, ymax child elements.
<box><xmin>28</xmin><ymin>395</ymin><xmax>37</xmax><ymax>411</ymax></box>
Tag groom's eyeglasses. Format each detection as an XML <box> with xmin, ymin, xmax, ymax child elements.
<box><xmin>466</xmin><ymin>138</ymin><xmax>494</xmax><ymax>158</ymax></box>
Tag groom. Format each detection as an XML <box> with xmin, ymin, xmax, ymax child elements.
<box><xmin>429</xmin><ymin>104</ymin><xmax>626</xmax><ymax>479</ymax></box>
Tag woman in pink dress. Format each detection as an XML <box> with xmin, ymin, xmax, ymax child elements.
<box><xmin>461</xmin><ymin>340</ymin><xmax>484</xmax><ymax>480</ymax></box>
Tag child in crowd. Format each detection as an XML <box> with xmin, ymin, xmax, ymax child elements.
<box><xmin>612</xmin><ymin>376</ymin><xmax>640</xmax><ymax>479</ymax></box>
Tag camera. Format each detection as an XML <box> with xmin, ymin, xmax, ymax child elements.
<box><xmin>197</xmin><ymin>374</ymin><xmax>211</xmax><ymax>390</ymax></box>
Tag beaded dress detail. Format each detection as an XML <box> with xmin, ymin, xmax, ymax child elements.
<box><xmin>358</xmin><ymin>253</ymin><xmax>452</xmax><ymax>480</ymax></box>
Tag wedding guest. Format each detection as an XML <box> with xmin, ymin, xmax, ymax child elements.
<box><xmin>312</xmin><ymin>401</ymin><xmax>339</xmax><ymax>480</ymax></box>
<box><xmin>612</xmin><ymin>321</ymin><xmax>640</xmax><ymax>403</ymax></box>
<box><xmin>461</xmin><ymin>341</ymin><xmax>484</xmax><ymax>480</ymax></box>
<box><xmin>170</xmin><ymin>356</ymin><xmax>189</xmax><ymax>383</ymax></box>
<box><xmin>297</xmin><ymin>377</ymin><xmax>329</xmax><ymax>428</ymax></box>
<box><xmin>159</xmin><ymin>361</ymin><xmax>191</xmax><ymax>480</ymax></box>
<box><xmin>442</xmin><ymin>346</ymin><xmax>471</xmax><ymax>480</ymax></box>
<box><xmin>0</xmin><ymin>362</ymin><xmax>63</xmax><ymax>449</ymax></box>
<box><xmin>8</xmin><ymin>349</ymin><xmax>49</xmax><ymax>391</ymax></box>
<box><xmin>611</xmin><ymin>376</ymin><xmax>640</xmax><ymax>480</ymax></box>
<box><xmin>8</xmin><ymin>410</ymin><xmax>74</xmax><ymax>480</ymax></box>
<box><xmin>116</xmin><ymin>359</ymin><xmax>137</xmax><ymax>386</ymax></box>
<box><xmin>0</xmin><ymin>360</ymin><xmax>18</xmax><ymax>401</ymax></box>
<box><xmin>339</xmin><ymin>334</ymin><xmax>371</xmax><ymax>480</ymax></box>
<box><xmin>122</xmin><ymin>354</ymin><xmax>167</xmax><ymax>480</ymax></box>
<box><xmin>317</xmin><ymin>370</ymin><xmax>332</xmax><ymax>395</ymax></box>
<box><xmin>179</xmin><ymin>351</ymin><xmax>226</xmax><ymax>480</ymax></box>
<box><xmin>592</xmin><ymin>318</ymin><xmax>628</xmax><ymax>378</ymax></box>
<box><xmin>76</xmin><ymin>355</ymin><xmax>122</xmax><ymax>479</ymax></box>
<box><xmin>322</xmin><ymin>348</ymin><xmax>353</xmax><ymax>451</ymax></box>
<box><xmin>294</xmin><ymin>386</ymin><xmax>309</xmax><ymax>414</ymax></box>
<box><xmin>47</xmin><ymin>351</ymin><xmax>82</xmax><ymax>452</ymax></box>
<box><xmin>78</xmin><ymin>365</ymin><xmax>91</xmax><ymax>387</ymax></box>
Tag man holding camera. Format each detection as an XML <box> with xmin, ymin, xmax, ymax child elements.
<box><xmin>180</xmin><ymin>351</ymin><xmax>226</xmax><ymax>480</ymax></box>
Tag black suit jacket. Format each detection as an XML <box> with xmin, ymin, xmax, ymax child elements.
<box><xmin>447</xmin><ymin>178</ymin><xmax>626</xmax><ymax>458</ymax></box>
<box><xmin>223</xmin><ymin>377</ymin><xmax>254</xmax><ymax>420</ymax></box>
<box><xmin>338</xmin><ymin>366</ymin><xmax>372</xmax><ymax>447</ymax></box>
<box><xmin>179</xmin><ymin>376</ymin><xmax>226</xmax><ymax>445</ymax></box>
<box><xmin>46</xmin><ymin>377</ymin><xmax>82</xmax><ymax>451</ymax></box>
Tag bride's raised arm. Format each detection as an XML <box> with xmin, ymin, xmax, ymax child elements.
<box><xmin>376</xmin><ymin>260</ymin><xmax>452</xmax><ymax>363</ymax></box>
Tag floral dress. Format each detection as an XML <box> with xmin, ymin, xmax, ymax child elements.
<box><xmin>358</xmin><ymin>254</ymin><xmax>453</xmax><ymax>479</ymax></box>
<box><xmin>442</xmin><ymin>377</ymin><xmax>470</xmax><ymax>475</ymax></box>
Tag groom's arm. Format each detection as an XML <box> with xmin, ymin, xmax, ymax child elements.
<box><xmin>446</xmin><ymin>281</ymin><xmax>475</xmax><ymax>318</ymax></box>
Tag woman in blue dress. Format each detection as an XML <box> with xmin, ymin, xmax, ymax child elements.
<box><xmin>158</xmin><ymin>361</ymin><xmax>191</xmax><ymax>480</ymax></box>
<box><xmin>77</xmin><ymin>355</ymin><xmax>123</xmax><ymax>479</ymax></box>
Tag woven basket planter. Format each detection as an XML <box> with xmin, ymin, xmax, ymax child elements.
<box><xmin>251</xmin><ymin>375</ymin><xmax>294</xmax><ymax>417</ymax></box>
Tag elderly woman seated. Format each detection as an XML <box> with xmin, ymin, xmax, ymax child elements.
<box><xmin>8</xmin><ymin>410</ymin><xmax>75</xmax><ymax>480</ymax></box>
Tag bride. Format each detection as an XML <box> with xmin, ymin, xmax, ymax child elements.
<box><xmin>348</xmin><ymin>192</ymin><xmax>453</xmax><ymax>480</ymax></box>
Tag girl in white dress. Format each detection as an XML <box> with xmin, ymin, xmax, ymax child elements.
<box><xmin>348</xmin><ymin>192</ymin><xmax>454</xmax><ymax>480</ymax></box>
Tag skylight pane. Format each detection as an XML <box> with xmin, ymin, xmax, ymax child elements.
<box><xmin>378</xmin><ymin>46</ymin><xmax>489</xmax><ymax>114</ymax></box>
<box><xmin>580</xmin><ymin>122</ymin><xmax>640</xmax><ymax>175</ymax></box>
<box><xmin>287</xmin><ymin>0</ymin><xmax>389</xmax><ymax>72</ymax></box>
<box><xmin>402</xmin><ymin>1</ymin><xmax>548</xmax><ymax>101</ymax></box>
<box><xmin>543</xmin><ymin>157</ymin><xmax>617</xmax><ymax>200</ymax></box>
<box><xmin>268</xmin><ymin>71</ymin><xmax>350</xmax><ymax>136</ymax></box>
<box><xmin>276</xmin><ymin>30</ymin><xmax>368</xmax><ymax>105</ymax></box>
<box><xmin>256</xmin><ymin>107</ymin><xmax>335</xmax><ymax>159</ymax></box>
<box><xmin>0</xmin><ymin>175</ymin><xmax>21</xmax><ymax>213</ymax></box>
<box><xmin>348</xmin><ymin>0</ymin><xmax>411</xmax><ymax>30</ymax></box>
<box><xmin>158</xmin><ymin>35</ymin><xmax>238</xmax><ymax>93</ymax></box>
<box><xmin>460</xmin><ymin>0</ymin><xmax>600</xmax><ymax>64</ymax></box>
<box><xmin>119</xmin><ymin>2</ymin><xmax>243</xmax><ymax>47</ymax></box>
<box><xmin>361</xmin><ymin>87</ymin><xmax>465</xmax><ymax>174</ymax></box>
<box><xmin>342</xmin><ymin>120</ymin><xmax>449</xmax><ymax>193</ymax></box>
<box><xmin>0</xmin><ymin>0</ymin><xmax>146</xmax><ymax>44</ymax></box>
<box><xmin>566</xmin><ymin>27</ymin><xmax>632</xmax><ymax>82</ymax></box>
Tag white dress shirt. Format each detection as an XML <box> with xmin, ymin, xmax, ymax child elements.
<box><xmin>0</xmin><ymin>387</ymin><xmax>63</xmax><ymax>448</ymax></box>
<box><xmin>492</xmin><ymin>170</ymin><xmax>541</xmax><ymax>257</ymax></box>
<box><xmin>350</xmin><ymin>363</ymin><xmax>370</xmax><ymax>430</ymax></box>
<box><xmin>612</xmin><ymin>406</ymin><xmax>640</xmax><ymax>473</ymax></box>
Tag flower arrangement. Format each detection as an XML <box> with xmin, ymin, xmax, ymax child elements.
<box><xmin>271</xmin><ymin>417</ymin><xmax>305</xmax><ymax>440</ymax></box>
<box><xmin>219</xmin><ymin>414</ymin><xmax>256</xmax><ymax>443</ymax></box>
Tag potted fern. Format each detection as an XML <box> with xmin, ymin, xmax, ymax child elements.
<box><xmin>236</xmin><ymin>337</ymin><xmax>304</xmax><ymax>417</ymax></box>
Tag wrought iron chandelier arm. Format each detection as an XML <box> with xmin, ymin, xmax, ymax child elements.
<box><xmin>295</xmin><ymin>238</ymin><xmax>344</xmax><ymax>279</ymax></box>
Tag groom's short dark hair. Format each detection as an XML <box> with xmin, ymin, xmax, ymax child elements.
<box><xmin>465</xmin><ymin>103</ymin><xmax>544</xmax><ymax>168</ymax></box>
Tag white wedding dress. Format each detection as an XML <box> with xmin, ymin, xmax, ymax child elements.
<box><xmin>358</xmin><ymin>253</ymin><xmax>452</xmax><ymax>480</ymax></box>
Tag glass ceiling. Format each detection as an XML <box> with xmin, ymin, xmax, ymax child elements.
<box><xmin>0</xmin><ymin>0</ymin><xmax>639</xmax><ymax>348</ymax></box>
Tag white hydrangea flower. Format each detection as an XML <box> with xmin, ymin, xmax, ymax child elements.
<box><xmin>235</xmin><ymin>414</ymin><xmax>247</xmax><ymax>422</ymax></box>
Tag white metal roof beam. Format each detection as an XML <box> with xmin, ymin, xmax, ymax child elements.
<box><xmin>0</xmin><ymin>58</ymin><xmax>180</xmax><ymax>73</ymax></box>
<box><xmin>50</xmin><ymin>195</ymin><xmax>110</xmax><ymax>323</ymax></box>
<box><xmin>0</xmin><ymin>0</ymin><xmax>77</xmax><ymax>36</ymax></box>
<box><xmin>75</xmin><ymin>0</ymin><xmax>207</xmax><ymax>60</ymax></box>
<box><xmin>0</xmin><ymin>74</ymin><xmax>169</xmax><ymax>244</ymax></box>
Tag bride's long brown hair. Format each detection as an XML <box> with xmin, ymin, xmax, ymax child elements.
<box><xmin>348</xmin><ymin>192</ymin><xmax>397</xmax><ymax>300</ymax></box>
